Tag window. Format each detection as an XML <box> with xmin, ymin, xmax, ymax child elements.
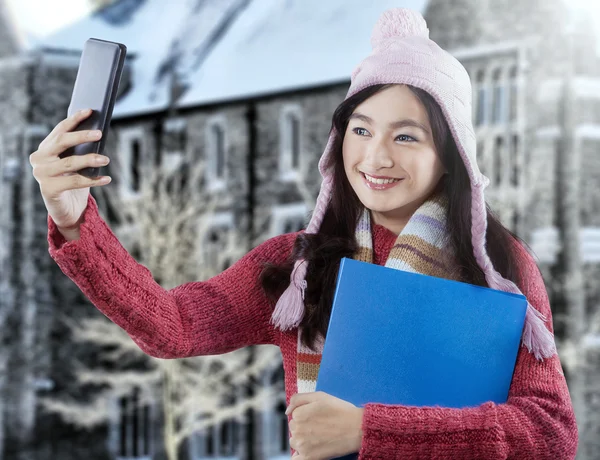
<box><xmin>205</xmin><ymin>116</ymin><xmax>228</xmax><ymax>190</ymax></box>
<box><xmin>163</xmin><ymin>117</ymin><xmax>187</xmax><ymax>154</ymax></box>
<box><xmin>494</xmin><ymin>137</ymin><xmax>504</xmax><ymax>186</ymax></box>
<box><xmin>118</xmin><ymin>127</ymin><xmax>145</xmax><ymax>197</ymax></box>
<box><xmin>276</xmin><ymin>401</ymin><xmax>289</xmax><ymax>454</ymax></box>
<box><xmin>279</xmin><ymin>105</ymin><xmax>303</xmax><ymax>181</ymax></box>
<box><xmin>270</xmin><ymin>203</ymin><xmax>307</xmax><ymax>237</ymax></box>
<box><xmin>283</xmin><ymin>217</ymin><xmax>304</xmax><ymax>234</ymax></box>
<box><xmin>219</xmin><ymin>419</ymin><xmax>238</xmax><ymax>456</ymax></box>
<box><xmin>131</xmin><ymin>244</ymin><xmax>142</xmax><ymax>262</ymax></box>
<box><xmin>491</xmin><ymin>68</ymin><xmax>506</xmax><ymax>124</ymax></box>
<box><xmin>206</xmin><ymin>426</ymin><xmax>215</xmax><ymax>456</ymax></box>
<box><xmin>509</xmin><ymin>66</ymin><xmax>518</xmax><ymax>122</ymax></box>
<box><xmin>190</xmin><ymin>420</ymin><xmax>238</xmax><ymax>459</ymax></box>
<box><xmin>511</xmin><ymin>135</ymin><xmax>520</xmax><ymax>186</ymax></box>
<box><xmin>512</xmin><ymin>210</ymin><xmax>520</xmax><ymax>234</ymax></box>
<box><xmin>200</xmin><ymin>213</ymin><xmax>234</xmax><ymax>275</ymax></box>
<box><xmin>222</xmin><ymin>258</ymin><xmax>232</xmax><ymax>271</ymax></box>
<box><xmin>131</xmin><ymin>139</ymin><xmax>141</xmax><ymax>192</ymax></box>
<box><xmin>475</xmin><ymin>69</ymin><xmax>487</xmax><ymax>126</ymax></box>
<box><xmin>189</xmin><ymin>425</ymin><xmax>216</xmax><ymax>458</ymax></box>
<box><xmin>213</xmin><ymin>125</ymin><xmax>226</xmax><ymax>179</ymax></box>
<box><xmin>117</xmin><ymin>387</ymin><xmax>151</xmax><ymax>458</ymax></box>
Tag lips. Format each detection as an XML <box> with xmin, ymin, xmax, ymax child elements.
<box><xmin>360</xmin><ymin>172</ymin><xmax>404</xmax><ymax>190</ymax></box>
<box><xmin>361</xmin><ymin>172</ymin><xmax>402</xmax><ymax>180</ymax></box>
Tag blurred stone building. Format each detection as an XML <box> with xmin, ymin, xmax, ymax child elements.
<box><xmin>1</xmin><ymin>0</ymin><xmax>599</xmax><ymax>459</ymax></box>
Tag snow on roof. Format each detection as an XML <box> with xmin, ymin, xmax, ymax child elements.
<box><xmin>35</xmin><ymin>0</ymin><xmax>427</xmax><ymax>119</ymax></box>
<box><xmin>35</xmin><ymin>0</ymin><xmax>250</xmax><ymax>118</ymax></box>
<box><xmin>178</xmin><ymin>0</ymin><xmax>427</xmax><ymax>108</ymax></box>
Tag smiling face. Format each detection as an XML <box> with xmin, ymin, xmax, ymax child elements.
<box><xmin>342</xmin><ymin>84</ymin><xmax>447</xmax><ymax>234</ymax></box>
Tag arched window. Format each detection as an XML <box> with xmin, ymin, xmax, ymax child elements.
<box><xmin>287</xmin><ymin>112</ymin><xmax>301</xmax><ymax>170</ymax></box>
<box><xmin>279</xmin><ymin>105</ymin><xmax>303</xmax><ymax>180</ymax></box>
<box><xmin>201</xmin><ymin>213</ymin><xmax>234</xmax><ymax>275</ymax></box>
<box><xmin>512</xmin><ymin>210</ymin><xmax>520</xmax><ymax>234</ymax></box>
<box><xmin>276</xmin><ymin>400</ymin><xmax>289</xmax><ymax>453</ymax></box>
<box><xmin>494</xmin><ymin>137</ymin><xmax>504</xmax><ymax>186</ymax></box>
<box><xmin>222</xmin><ymin>258</ymin><xmax>232</xmax><ymax>271</ymax></box>
<box><xmin>205</xmin><ymin>116</ymin><xmax>228</xmax><ymax>190</ymax></box>
<box><xmin>206</xmin><ymin>425</ymin><xmax>215</xmax><ymax>455</ymax></box>
<box><xmin>118</xmin><ymin>127</ymin><xmax>144</xmax><ymax>196</ymax></box>
<box><xmin>511</xmin><ymin>135</ymin><xmax>520</xmax><ymax>186</ymax></box>
<box><xmin>131</xmin><ymin>139</ymin><xmax>140</xmax><ymax>192</ymax></box>
<box><xmin>164</xmin><ymin>117</ymin><xmax>187</xmax><ymax>154</ymax></box>
<box><xmin>509</xmin><ymin>66</ymin><xmax>518</xmax><ymax>122</ymax></box>
<box><xmin>212</xmin><ymin>124</ymin><xmax>226</xmax><ymax>179</ymax></box>
<box><xmin>270</xmin><ymin>203</ymin><xmax>307</xmax><ymax>237</ymax></box>
<box><xmin>131</xmin><ymin>244</ymin><xmax>142</xmax><ymax>262</ymax></box>
<box><xmin>204</xmin><ymin>227</ymin><xmax>226</xmax><ymax>272</ymax></box>
<box><xmin>491</xmin><ymin>68</ymin><xmax>505</xmax><ymax>124</ymax></box>
<box><xmin>283</xmin><ymin>216</ymin><xmax>305</xmax><ymax>233</ymax></box>
<box><xmin>475</xmin><ymin>69</ymin><xmax>487</xmax><ymax>126</ymax></box>
<box><xmin>118</xmin><ymin>387</ymin><xmax>151</xmax><ymax>457</ymax></box>
<box><xmin>219</xmin><ymin>419</ymin><xmax>236</xmax><ymax>456</ymax></box>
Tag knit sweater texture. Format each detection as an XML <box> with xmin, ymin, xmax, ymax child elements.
<box><xmin>47</xmin><ymin>193</ymin><xmax>578</xmax><ymax>459</ymax></box>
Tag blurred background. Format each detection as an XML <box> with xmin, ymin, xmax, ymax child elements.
<box><xmin>1</xmin><ymin>0</ymin><xmax>599</xmax><ymax>459</ymax></box>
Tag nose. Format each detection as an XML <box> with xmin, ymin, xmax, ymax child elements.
<box><xmin>364</xmin><ymin>136</ymin><xmax>394</xmax><ymax>169</ymax></box>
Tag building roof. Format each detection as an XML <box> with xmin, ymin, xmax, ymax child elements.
<box><xmin>35</xmin><ymin>0</ymin><xmax>426</xmax><ymax>119</ymax></box>
<box><xmin>178</xmin><ymin>0</ymin><xmax>427</xmax><ymax>108</ymax></box>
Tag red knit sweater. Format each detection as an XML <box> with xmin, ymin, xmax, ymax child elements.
<box><xmin>47</xmin><ymin>193</ymin><xmax>578</xmax><ymax>459</ymax></box>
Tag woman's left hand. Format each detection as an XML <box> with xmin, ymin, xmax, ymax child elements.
<box><xmin>286</xmin><ymin>391</ymin><xmax>364</xmax><ymax>460</ymax></box>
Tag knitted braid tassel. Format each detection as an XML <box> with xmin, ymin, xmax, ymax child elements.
<box><xmin>270</xmin><ymin>172</ymin><xmax>335</xmax><ymax>331</ymax></box>
<box><xmin>270</xmin><ymin>258</ymin><xmax>308</xmax><ymax>331</ymax></box>
<box><xmin>471</xmin><ymin>182</ymin><xmax>557</xmax><ymax>361</ymax></box>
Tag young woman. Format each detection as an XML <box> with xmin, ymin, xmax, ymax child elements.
<box><xmin>34</xmin><ymin>8</ymin><xmax>577</xmax><ymax>460</ymax></box>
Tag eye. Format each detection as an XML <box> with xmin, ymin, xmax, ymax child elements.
<box><xmin>352</xmin><ymin>127</ymin><xmax>370</xmax><ymax>137</ymax></box>
<box><xmin>396</xmin><ymin>134</ymin><xmax>416</xmax><ymax>142</ymax></box>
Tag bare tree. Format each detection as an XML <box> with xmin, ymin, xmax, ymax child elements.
<box><xmin>40</xmin><ymin>158</ymin><xmax>282</xmax><ymax>460</ymax></box>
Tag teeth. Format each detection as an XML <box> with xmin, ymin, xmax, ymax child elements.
<box><xmin>364</xmin><ymin>174</ymin><xmax>400</xmax><ymax>185</ymax></box>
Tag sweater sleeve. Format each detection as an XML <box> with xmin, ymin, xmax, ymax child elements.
<box><xmin>47</xmin><ymin>193</ymin><xmax>298</xmax><ymax>359</ymax></box>
<box><xmin>357</xmin><ymin>241</ymin><xmax>579</xmax><ymax>459</ymax></box>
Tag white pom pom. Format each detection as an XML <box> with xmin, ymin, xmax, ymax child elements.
<box><xmin>371</xmin><ymin>8</ymin><xmax>430</xmax><ymax>48</ymax></box>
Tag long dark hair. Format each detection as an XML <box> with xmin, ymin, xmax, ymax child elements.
<box><xmin>260</xmin><ymin>84</ymin><xmax>526</xmax><ymax>351</ymax></box>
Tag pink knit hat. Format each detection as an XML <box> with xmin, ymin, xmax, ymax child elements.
<box><xmin>270</xmin><ymin>8</ymin><xmax>557</xmax><ymax>361</ymax></box>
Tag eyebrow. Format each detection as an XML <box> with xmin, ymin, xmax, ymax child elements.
<box><xmin>349</xmin><ymin>112</ymin><xmax>430</xmax><ymax>134</ymax></box>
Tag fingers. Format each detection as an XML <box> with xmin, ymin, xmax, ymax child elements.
<box><xmin>42</xmin><ymin>152</ymin><xmax>110</xmax><ymax>178</ymax></box>
<box><xmin>31</xmin><ymin>108</ymin><xmax>101</xmax><ymax>166</ymax></box>
<box><xmin>40</xmin><ymin>173</ymin><xmax>111</xmax><ymax>198</ymax></box>
<box><xmin>46</xmin><ymin>108</ymin><xmax>94</xmax><ymax>145</ymax></box>
<box><xmin>43</xmin><ymin>128</ymin><xmax>102</xmax><ymax>161</ymax></box>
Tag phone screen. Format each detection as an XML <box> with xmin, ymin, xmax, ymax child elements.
<box><xmin>68</xmin><ymin>40</ymin><xmax>122</xmax><ymax>120</ymax></box>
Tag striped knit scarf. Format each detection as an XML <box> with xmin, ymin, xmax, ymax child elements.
<box><xmin>296</xmin><ymin>191</ymin><xmax>461</xmax><ymax>393</ymax></box>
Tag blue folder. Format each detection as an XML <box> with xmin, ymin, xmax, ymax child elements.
<box><xmin>315</xmin><ymin>257</ymin><xmax>527</xmax><ymax>459</ymax></box>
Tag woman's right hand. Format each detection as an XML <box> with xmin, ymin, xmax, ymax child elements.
<box><xmin>30</xmin><ymin>108</ymin><xmax>112</xmax><ymax>232</ymax></box>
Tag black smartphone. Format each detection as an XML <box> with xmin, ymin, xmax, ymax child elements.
<box><xmin>61</xmin><ymin>38</ymin><xmax>127</xmax><ymax>177</ymax></box>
